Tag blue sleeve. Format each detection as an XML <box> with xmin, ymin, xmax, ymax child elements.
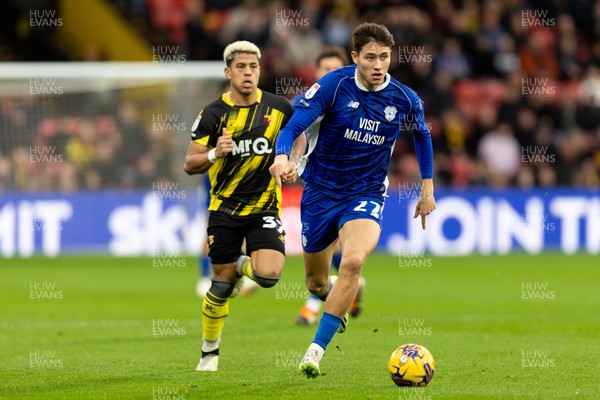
<box><xmin>410</xmin><ymin>96</ymin><xmax>434</xmax><ymax>179</ymax></box>
<box><xmin>275</xmin><ymin>72</ymin><xmax>339</xmax><ymax>156</ymax></box>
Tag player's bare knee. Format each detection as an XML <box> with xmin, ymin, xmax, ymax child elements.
<box><xmin>253</xmin><ymin>264</ymin><xmax>283</xmax><ymax>279</ymax></box>
<box><xmin>252</xmin><ymin>271</ymin><xmax>280</xmax><ymax>288</ymax></box>
<box><xmin>340</xmin><ymin>254</ymin><xmax>364</xmax><ymax>276</ymax></box>
<box><xmin>306</xmin><ymin>276</ymin><xmax>329</xmax><ymax>295</ymax></box>
<box><xmin>251</xmin><ymin>256</ymin><xmax>284</xmax><ymax>278</ymax></box>
<box><xmin>208</xmin><ymin>280</ymin><xmax>236</xmax><ymax>298</ymax></box>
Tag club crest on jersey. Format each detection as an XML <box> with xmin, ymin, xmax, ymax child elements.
<box><xmin>191</xmin><ymin>113</ymin><xmax>202</xmax><ymax>133</ymax></box>
<box><xmin>305</xmin><ymin>83</ymin><xmax>320</xmax><ymax>100</ymax></box>
<box><xmin>384</xmin><ymin>106</ymin><xmax>397</xmax><ymax>121</ymax></box>
<box><xmin>264</xmin><ymin>114</ymin><xmax>272</xmax><ymax>126</ymax></box>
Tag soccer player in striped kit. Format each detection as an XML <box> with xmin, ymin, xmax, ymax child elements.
<box><xmin>185</xmin><ymin>41</ymin><xmax>303</xmax><ymax>372</ymax></box>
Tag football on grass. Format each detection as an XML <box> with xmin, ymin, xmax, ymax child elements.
<box><xmin>388</xmin><ymin>343</ymin><xmax>435</xmax><ymax>387</ymax></box>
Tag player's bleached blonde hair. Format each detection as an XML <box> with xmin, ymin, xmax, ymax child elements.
<box><xmin>223</xmin><ymin>41</ymin><xmax>261</xmax><ymax>66</ymax></box>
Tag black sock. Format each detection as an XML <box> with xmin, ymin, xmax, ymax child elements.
<box><xmin>202</xmin><ymin>348</ymin><xmax>219</xmax><ymax>357</ymax></box>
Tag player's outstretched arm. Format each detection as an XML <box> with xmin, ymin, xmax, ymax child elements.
<box><xmin>184</xmin><ymin>128</ymin><xmax>232</xmax><ymax>175</ymax></box>
<box><xmin>408</xmin><ymin>94</ymin><xmax>436</xmax><ymax>229</ymax></box>
<box><xmin>273</xmin><ymin>72</ymin><xmax>337</xmax><ymax>186</ymax></box>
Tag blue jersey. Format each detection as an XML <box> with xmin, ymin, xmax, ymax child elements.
<box><xmin>276</xmin><ymin>65</ymin><xmax>433</xmax><ymax>200</ymax></box>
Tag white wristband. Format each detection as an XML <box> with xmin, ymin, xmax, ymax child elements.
<box><xmin>207</xmin><ymin>148</ymin><xmax>218</xmax><ymax>163</ymax></box>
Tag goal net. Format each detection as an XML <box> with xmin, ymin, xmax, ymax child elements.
<box><xmin>0</xmin><ymin>62</ymin><xmax>225</xmax><ymax>193</ymax></box>
<box><xmin>0</xmin><ymin>62</ymin><xmax>305</xmax><ymax>257</ymax></box>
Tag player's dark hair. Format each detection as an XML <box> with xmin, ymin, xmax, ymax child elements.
<box><xmin>316</xmin><ymin>47</ymin><xmax>349</xmax><ymax>67</ymax></box>
<box><xmin>352</xmin><ymin>23</ymin><xmax>395</xmax><ymax>54</ymax></box>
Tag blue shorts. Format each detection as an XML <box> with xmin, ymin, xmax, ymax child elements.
<box><xmin>300</xmin><ymin>185</ymin><xmax>385</xmax><ymax>253</ymax></box>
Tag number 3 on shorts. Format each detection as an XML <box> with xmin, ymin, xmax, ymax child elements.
<box><xmin>262</xmin><ymin>216</ymin><xmax>284</xmax><ymax>233</ymax></box>
<box><xmin>353</xmin><ymin>200</ymin><xmax>383</xmax><ymax>219</ymax></box>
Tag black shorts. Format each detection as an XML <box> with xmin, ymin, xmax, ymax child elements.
<box><xmin>207</xmin><ymin>211</ymin><xmax>285</xmax><ymax>265</ymax></box>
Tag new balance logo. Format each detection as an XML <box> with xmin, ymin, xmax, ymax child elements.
<box><xmin>347</xmin><ymin>101</ymin><xmax>360</xmax><ymax>108</ymax></box>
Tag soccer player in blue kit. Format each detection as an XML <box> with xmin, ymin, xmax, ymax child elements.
<box><xmin>270</xmin><ymin>22</ymin><xmax>436</xmax><ymax>378</ymax></box>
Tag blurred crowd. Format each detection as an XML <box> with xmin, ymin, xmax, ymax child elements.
<box><xmin>0</xmin><ymin>98</ymin><xmax>177</xmax><ymax>191</ymax></box>
<box><xmin>1</xmin><ymin>0</ymin><xmax>599</xmax><ymax>191</ymax></box>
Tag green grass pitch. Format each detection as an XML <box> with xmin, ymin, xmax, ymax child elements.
<box><xmin>1</xmin><ymin>254</ymin><xmax>598</xmax><ymax>399</ymax></box>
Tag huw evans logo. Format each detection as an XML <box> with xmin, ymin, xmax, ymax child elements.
<box><xmin>521</xmin><ymin>146</ymin><xmax>556</xmax><ymax>165</ymax></box>
<box><xmin>398</xmin><ymin>318</ymin><xmax>432</xmax><ymax>336</ymax></box>
<box><xmin>398</xmin><ymin>250</ymin><xmax>433</xmax><ymax>269</ymax></box>
<box><xmin>29</xmin><ymin>146</ymin><xmax>63</xmax><ymax>164</ymax></box>
<box><xmin>29</xmin><ymin>78</ymin><xmax>63</xmax><ymax>97</ymax></box>
<box><xmin>521</xmin><ymin>78</ymin><xmax>556</xmax><ymax>97</ymax></box>
<box><xmin>520</xmin><ymin>213</ymin><xmax>556</xmax><ymax>232</ymax></box>
<box><xmin>29</xmin><ymin>10</ymin><xmax>63</xmax><ymax>29</ymax></box>
<box><xmin>152</xmin><ymin>319</ymin><xmax>186</xmax><ymax>337</ymax></box>
<box><xmin>152</xmin><ymin>386</ymin><xmax>186</xmax><ymax>400</ymax></box>
<box><xmin>521</xmin><ymin>281</ymin><xmax>555</xmax><ymax>301</ymax></box>
<box><xmin>30</xmin><ymin>350</ymin><xmax>63</xmax><ymax>368</ymax></box>
<box><xmin>398</xmin><ymin>387</ymin><xmax>433</xmax><ymax>400</ymax></box>
<box><xmin>152</xmin><ymin>181</ymin><xmax>187</xmax><ymax>200</ymax></box>
<box><xmin>521</xmin><ymin>350</ymin><xmax>555</xmax><ymax>368</ymax></box>
<box><xmin>521</xmin><ymin>10</ymin><xmax>555</xmax><ymax>29</ymax></box>
<box><xmin>400</xmin><ymin>112</ymin><xmax>432</xmax><ymax>133</ymax></box>
<box><xmin>32</xmin><ymin>218</ymin><xmax>63</xmax><ymax>232</ymax></box>
<box><xmin>275</xmin><ymin>349</ymin><xmax>303</xmax><ymax>368</ymax></box>
<box><xmin>275</xmin><ymin>282</ymin><xmax>309</xmax><ymax>301</ymax></box>
<box><xmin>152</xmin><ymin>251</ymin><xmax>187</xmax><ymax>268</ymax></box>
<box><xmin>275</xmin><ymin>78</ymin><xmax>310</xmax><ymax>97</ymax></box>
<box><xmin>152</xmin><ymin>114</ymin><xmax>187</xmax><ymax>133</ymax></box>
<box><xmin>275</xmin><ymin>9</ymin><xmax>310</xmax><ymax>28</ymax></box>
<box><xmin>152</xmin><ymin>46</ymin><xmax>187</xmax><ymax>62</ymax></box>
<box><xmin>398</xmin><ymin>46</ymin><xmax>432</xmax><ymax>64</ymax></box>
<box><xmin>398</xmin><ymin>181</ymin><xmax>422</xmax><ymax>201</ymax></box>
<box><xmin>29</xmin><ymin>282</ymin><xmax>63</xmax><ymax>300</ymax></box>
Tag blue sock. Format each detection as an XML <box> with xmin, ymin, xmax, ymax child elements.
<box><xmin>199</xmin><ymin>255</ymin><xmax>212</xmax><ymax>278</ymax></box>
<box><xmin>317</xmin><ymin>282</ymin><xmax>333</xmax><ymax>301</ymax></box>
<box><xmin>332</xmin><ymin>251</ymin><xmax>342</xmax><ymax>272</ymax></box>
<box><xmin>309</xmin><ymin>293</ymin><xmax>320</xmax><ymax>301</ymax></box>
<box><xmin>313</xmin><ymin>312</ymin><xmax>341</xmax><ymax>350</ymax></box>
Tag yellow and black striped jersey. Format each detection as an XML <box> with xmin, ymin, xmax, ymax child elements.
<box><xmin>190</xmin><ymin>89</ymin><xmax>293</xmax><ymax>216</ymax></box>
